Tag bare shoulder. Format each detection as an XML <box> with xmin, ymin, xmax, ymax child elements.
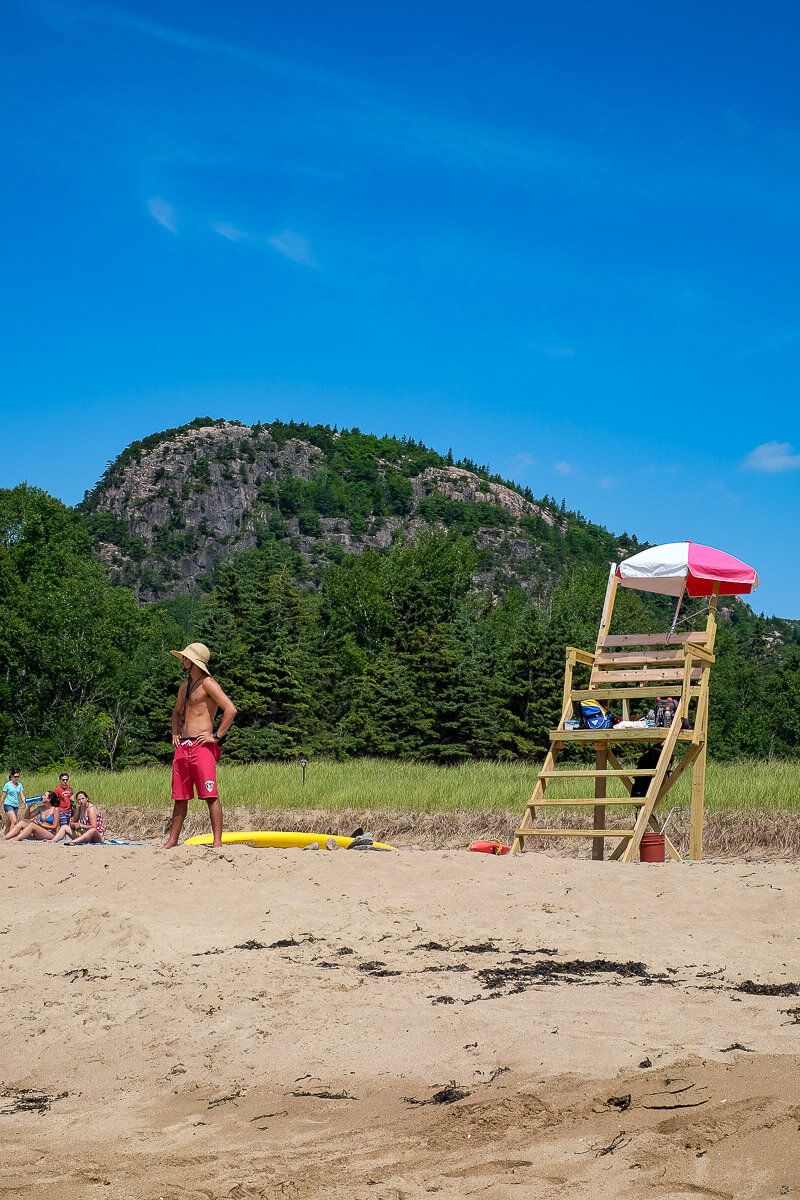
<box><xmin>202</xmin><ymin>675</ymin><xmax>229</xmax><ymax>702</ymax></box>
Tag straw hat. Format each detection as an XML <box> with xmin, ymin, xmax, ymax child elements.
<box><xmin>170</xmin><ymin>642</ymin><xmax>212</xmax><ymax>674</ymax></box>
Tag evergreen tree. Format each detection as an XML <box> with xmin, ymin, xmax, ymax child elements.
<box><xmin>196</xmin><ymin>548</ymin><xmax>319</xmax><ymax>759</ymax></box>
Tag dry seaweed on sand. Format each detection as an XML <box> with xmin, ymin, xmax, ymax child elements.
<box><xmin>735</xmin><ymin>980</ymin><xmax>800</xmax><ymax>997</ymax></box>
<box><xmin>486</xmin><ymin>1067</ymin><xmax>510</xmax><ymax>1082</ymax></box>
<box><xmin>404</xmin><ymin>1084</ymin><xmax>470</xmax><ymax>1106</ymax></box>
<box><xmin>414</xmin><ymin>939</ymin><xmax>557</xmax><ymax>957</ymax></box>
<box><xmin>249</xmin><ymin>1110</ymin><xmax>288</xmax><ymax>1125</ymax></box>
<box><xmin>193</xmin><ymin>935</ymin><xmax>310</xmax><ymax>956</ymax></box>
<box><xmin>207</xmin><ymin>1088</ymin><xmax>243</xmax><ymax>1109</ymax></box>
<box><xmin>640</xmin><ymin>1079</ymin><xmax>710</xmax><ymax>1109</ymax></box>
<box><xmin>414</xmin><ymin>939</ymin><xmax>501</xmax><ymax>954</ymax></box>
<box><xmin>595</xmin><ymin>1132</ymin><xmax>631</xmax><ymax>1157</ymax></box>
<box><xmin>46</xmin><ymin>967</ymin><xmax>110</xmax><ymax>983</ymax></box>
<box><xmin>421</xmin><ymin>962</ymin><xmax>471</xmax><ymax>973</ymax></box>
<box><xmin>291</xmin><ymin>1089</ymin><xmax>357</xmax><ymax>1100</ymax></box>
<box><xmin>476</xmin><ymin>957</ymin><xmax>664</xmax><ymax>996</ymax></box>
<box><xmin>0</xmin><ymin>1088</ymin><xmax>68</xmax><ymax>1116</ymax></box>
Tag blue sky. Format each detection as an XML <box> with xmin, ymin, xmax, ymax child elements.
<box><xmin>3</xmin><ymin>0</ymin><xmax>799</xmax><ymax>615</ymax></box>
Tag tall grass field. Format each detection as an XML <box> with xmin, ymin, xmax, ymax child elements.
<box><xmin>18</xmin><ymin>755</ymin><xmax>800</xmax><ymax>814</ymax></box>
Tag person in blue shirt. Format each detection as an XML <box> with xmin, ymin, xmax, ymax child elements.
<box><xmin>2</xmin><ymin>770</ymin><xmax>25</xmax><ymax>835</ymax></box>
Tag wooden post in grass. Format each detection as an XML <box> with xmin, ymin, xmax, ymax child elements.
<box><xmin>689</xmin><ymin>742</ymin><xmax>707</xmax><ymax>861</ymax></box>
<box><xmin>592</xmin><ymin>740</ymin><xmax>608</xmax><ymax>860</ymax></box>
<box><xmin>688</xmin><ymin>586</ymin><xmax>719</xmax><ymax>861</ymax></box>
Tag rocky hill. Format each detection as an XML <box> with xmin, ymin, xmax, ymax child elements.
<box><xmin>80</xmin><ymin>417</ymin><xmax>641</xmax><ymax>602</ymax></box>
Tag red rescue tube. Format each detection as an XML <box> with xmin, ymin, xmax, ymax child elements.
<box><xmin>469</xmin><ymin>840</ymin><xmax>511</xmax><ymax>855</ymax></box>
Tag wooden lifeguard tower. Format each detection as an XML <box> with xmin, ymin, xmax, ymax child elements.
<box><xmin>512</xmin><ymin>542</ymin><xmax>759</xmax><ymax>862</ymax></box>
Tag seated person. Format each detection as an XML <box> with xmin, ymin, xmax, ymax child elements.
<box><xmin>5</xmin><ymin>792</ymin><xmax>61</xmax><ymax>841</ymax></box>
<box><xmin>53</xmin><ymin>791</ymin><xmax>107</xmax><ymax>844</ymax></box>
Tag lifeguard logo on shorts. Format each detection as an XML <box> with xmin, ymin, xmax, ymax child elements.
<box><xmin>205</xmin><ymin>780</ymin><xmax>215</xmax><ymax>793</ymax></box>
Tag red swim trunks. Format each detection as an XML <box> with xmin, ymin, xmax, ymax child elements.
<box><xmin>171</xmin><ymin>739</ymin><xmax>221</xmax><ymax>801</ymax></box>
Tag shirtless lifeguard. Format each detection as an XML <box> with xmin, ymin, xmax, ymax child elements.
<box><xmin>163</xmin><ymin>642</ymin><xmax>237</xmax><ymax>849</ymax></box>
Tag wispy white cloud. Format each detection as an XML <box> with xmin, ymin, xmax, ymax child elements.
<box><xmin>267</xmin><ymin>229</ymin><xmax>317</xmax><ymax>268</ymax></box>
<box><xmin>509</xmin><ymin>452</ymin><xmax>534</xmax><ymax>472</ymax></box>
<box><xmin>554</xmin><ymin>461</ymin><xmax>575</xmax><ymax>476</ymax></box>
<box><xmin>702</xmin><ymin>480</ymin><xmax>746</xmax><ymax>506</ymax></box>
<box><xmin>40</xmin><ymin>1</ymin><xmax>610</xmax><ymax>187</ymax></box>
<box><xmin>598</xmin><ymin>475</ymin><xmax>618</xmax><ymax>490</ymax></box>
<box><xmin>147</xmin><ymin>196</ymin><xmax>178</xmax><ymax>233</ymax></box>
<box><xmin>211</xmin><ymin>221</ymin><xmax>251</xmax><ymax>242</ymax></box>
<box><xmin>730</xmin><ymin>328</ymin><xmax>799</xmax><ymax>362</ymax></box>
<box><xmin>529</xmin><ymin>341</ymin><xmax>575</xmax><ymax>359</ymax></box>
<box><xmin>83</xmin><ymin>4</ymin><xmax>347</xmax><ymax>95</ymax></box>
<box><xmin>643</xmin><ymin>462</ymin><xmax>682</xmax><ymax>476</ymax></box>
<box><xmin>212</xmin><ymin>219</ymin><xmax>317</xmax><ymax>267</ymax></box>
<box><xmin>743</xmin><ymin>441</ymin><xmax>800</xmax><ymax>473</ymax></box>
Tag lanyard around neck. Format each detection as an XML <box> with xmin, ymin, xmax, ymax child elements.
<box><xmin>179</xmin><ymin>676</ymin><xmax>198</xmax><ymax>732</ymax></box>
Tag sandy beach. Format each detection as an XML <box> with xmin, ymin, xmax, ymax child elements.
<box><xmin>1</xmin><ymin>844</ymin><xmax>797</xmax><ymax>1198</ymax></box>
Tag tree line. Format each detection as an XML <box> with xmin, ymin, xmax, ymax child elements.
<box><xmin>1</xmin><ymin>484</ymin><xmax>798</xmax><ymax>772</ymax></box>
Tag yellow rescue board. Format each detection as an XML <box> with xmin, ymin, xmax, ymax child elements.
<box><xmin>183</xmin><ymin>831</ymin><xmax>397</xmax><ymax>851</ymax></box>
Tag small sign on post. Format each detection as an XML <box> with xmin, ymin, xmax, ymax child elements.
<box><xmin>299</xmin><ymin>756</ymin><xmax>308</xmax><ymax>786</ymax></box>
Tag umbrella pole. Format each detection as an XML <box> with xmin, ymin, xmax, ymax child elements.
<box><xmin>597</xmin><ymin>563</ymin><xmax>619</xmax><ymax>646</ymax></box>
<box><xmin>668</xmin><ymin>584</ymin><xmax>686</xmax><ymax>638</ymax></box>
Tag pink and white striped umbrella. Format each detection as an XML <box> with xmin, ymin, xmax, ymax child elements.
<box><xmin>616</xmin><ymin>541</ymin><xmax>759</xmax><ymax>598</ymax></box>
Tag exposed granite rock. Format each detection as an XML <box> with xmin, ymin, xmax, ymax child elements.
<box><xmin>412</xmin><ymin>466</ymin><xmax>555</xmax><ymax>525</ymax></box>
<box><xmin>91</xmin><ymin>423</ymin><xmax>329</xmax><ymax>598</ymax></box>
<box><xmin>85</xmin><ymin>419</ymin><xmax>586</xmax><ymax>602</ymax></box>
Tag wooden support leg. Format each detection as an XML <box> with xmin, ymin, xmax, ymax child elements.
<box><xmin>689</xmin><ymin>741</ymin><xmax>707</xmax><ymax>861</ymax></box>
<box><xmin>592</xmin><ymin>741</ymin><xmax>607</xmax><ymax>861</ymax></box>
<box><xmin>620</xmin><ymin>723</ymin><xmax>681</xmax><ymax>864</ymax></box>
<box><xmin>650</xmin><ymin>744</ymin><xmax>700</xmax><ymax>862</ymax></box>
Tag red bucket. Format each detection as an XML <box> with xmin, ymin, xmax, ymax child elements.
<box><xmin>639</xmin><ymin>833</ymin><xmax>665</xmax><ymax>863</ymax></box>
